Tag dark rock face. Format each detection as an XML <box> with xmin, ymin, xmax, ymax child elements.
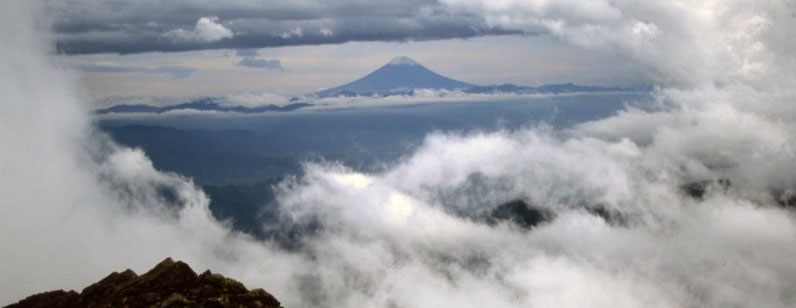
<box><xmin>681</xmin><ymin>178</ymin><xmax>731</xmax><ymax>200</ymax></box>
<box><xmin>486</xmin><ymin>199</ymin><xmax>553</xmax><ymax>229</ymax></box>
<box><xmin>5</xmin><ymin>258</ymin><xmax>281</xmax><ymax>308</ymax></box>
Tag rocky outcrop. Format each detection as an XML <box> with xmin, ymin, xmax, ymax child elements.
<box><xmin>5</xmin><ymin>258</ymin><xmax>281</xmax><ymax>308</ymax></box>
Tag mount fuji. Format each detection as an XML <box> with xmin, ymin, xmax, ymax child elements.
<box><xmin>315</xmin><ymin>56</ymin><xmax>474</xmax><ymax>97</ymax></box>
<box><xmin>315</xmin><ymin>56</ymin><xmax>642</xmax><ymax>98</ymax></box>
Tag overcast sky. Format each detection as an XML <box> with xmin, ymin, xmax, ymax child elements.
<box><xmin>5</xmin><ymin>1</ymin><xmax>796</xmax><ymax>306</ymax></box>
<box><xmin>47</xmin><ymin>0</ymin><xmax>647</xmax><ymax>101</ymax></box>
<box><xmin>48</xmin><ymin>0</ymin><xmax>517</xmax><ymax>54</ymax></box>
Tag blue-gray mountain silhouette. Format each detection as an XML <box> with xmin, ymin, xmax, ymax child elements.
<box><xmin>96</xmin><ymin>98</ymin><xmax>311</xmax><ymax>114</ymax></box>
<box><xmin>316</xmin><ymin>56</ymin><xmax>474</xmax><ymax>97</ymax></box>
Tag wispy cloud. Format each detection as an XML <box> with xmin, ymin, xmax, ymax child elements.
<box><xmin>73</xmin><ymin>63</ymin><xmax>197</xmax><ymax>78</ymax></box>
<box><xmin>236</xmin><ymin>58</ymin><xmax>283</xmax><ymax>69</ymax></box>
<box><xmin>234</xmin><ymin>49</ymin><xmax>283</xmax><ymax>70</ymax></box>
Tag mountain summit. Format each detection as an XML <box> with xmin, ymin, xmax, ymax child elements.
<box><xmin>5</xmin><ymin>258</ymin><xmax>282</xmax><ymax>308</ymax></box>
<box><xmin>387</xmin><ymin>56</ymin><xmax>421</xmax><ymax>66</ymax></box>
<box><xmin>316</xmin><ymin>56</ymin><xmax>474</xmax><ymax>97</ymax></box>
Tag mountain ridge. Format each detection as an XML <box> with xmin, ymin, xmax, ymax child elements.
<box><xmin>96</xmin><ymin>98</ymin><xmax>311</xmax><ymax>115</ymax></box>
<box><xmin>4</xmin><ymin>258</ymin><xmax>282</xmax><ymax>308</ymax></box>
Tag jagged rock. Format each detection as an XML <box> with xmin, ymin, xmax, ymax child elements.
<box><xmin>5</xmin><ymin>258</ymin><xmax>281</xmax><ymax>308</ymax></box>
<box><xmin>3</xmin><ymin>290</ymin><xmax>79</xmax><ymax>308</ymax></box>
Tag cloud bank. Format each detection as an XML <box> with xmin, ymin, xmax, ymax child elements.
<box><xmin>2</xmin><ymin>1</ymin><xmax>796</xmax><ymax>308</ymax></box>
<box><xmin>441</xmin><ymin>0</ymin><xmax>795</xmax><ymax>88</ymax></box>
<box><xmin>46</xmin><ymin>0</ymin><xmax>517</xmax><ymax>54</ymax></box>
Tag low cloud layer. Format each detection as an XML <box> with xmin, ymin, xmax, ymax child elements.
<box><xmin>2</xmin><ymin>1</ymin><xmax>796</xmax><ymax>308</ymax></box>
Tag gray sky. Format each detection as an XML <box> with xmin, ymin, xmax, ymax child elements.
<box><xmin>48</xmin><ymin>0</ymin><xmax>647</xmax><ymax>101</ymax></box>
<box><xmin>47</xmin><ymin>0</ymin><xmax>516</xmax><ymax>54</ymax></box>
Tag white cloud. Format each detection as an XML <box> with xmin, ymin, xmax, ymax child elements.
<box><xmin>441</xmin><ymin>0</ymin><xmax>795</xmax><ymax>89</ymax></box>
<box><xmin>267</xmin><ymin>1</ymin><xmax>796</xmax><ymax>305</ymax></box>
<box><xmin>164</xmin><ymin>16</ymin><xmax>233</xmax><ymax>42</ymax></box>
<box><xmin>3</xmin><ymin>1</ymin><xmax>796</xmax><ymax>308</ymax></box>
<box><xmin>220</xmin><ymin>92</ymin><xmax>293</xmax><ymax>107</ymax></box>
<box><xmin>277</xmin><ymin>27</ymin><xmax>303</xmax><ymax>39</ymax></box>
<box><xmin>308</xmin><ymin>88</ymin><xmax>583</xmax><ymax>109</ymax></box>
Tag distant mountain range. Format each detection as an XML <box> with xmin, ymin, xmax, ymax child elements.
<box><xmin>462</xmin><ymin>83</ymin><xmax>639</xmax><ymax>95</ymax></box>
<box><xmin>96</xmin><ymin>56</ymin><xmax>648</xmax><ymax>115</ymax></box>
<box><xmin>96</xmin><ymin>98</ymin><xmax>310</xmax><ymax>115</ymax></box>
<box><xmin>314</xmin><ymin>56</ymin><xmax>646</xmax><ymax>97</ymax></box>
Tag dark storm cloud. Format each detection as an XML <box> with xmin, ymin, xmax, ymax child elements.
<box><xmin>47</xmin><ymin>0</ymin><xmax>518</xmax><ymax>54</ymax></box>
